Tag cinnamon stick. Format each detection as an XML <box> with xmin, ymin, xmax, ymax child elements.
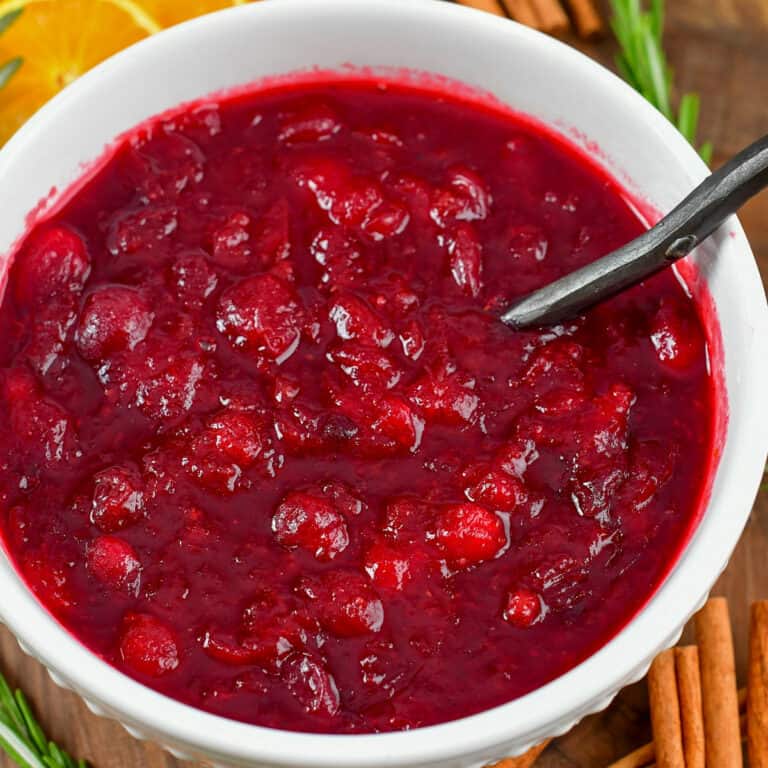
<box><xmin>562</xmin><ymin>0</ymin><xmax>603</xmax><ymax>39</ymax></box>
<box><xmin>647</xmin><ymin>650</ymin><xmax>685</xmax><ymax>768</ymax></box>
<box><xmin>674</xmin><ymin>646</ymin><xmax>705</xmax><ymax>768</ymax></box>
<box><xmin>606</xmin><ymin>686</ymin><xmax>748</xmax><ymax>768</ymax></box>
<box><xmin>489</xmin><ymin>739</ymin><xmax>552</xmax><ymax>768</ymax></box>
<box><xmin>694</xmin><ymin>597</ymin><xmax>743</xmax><ymax>768</ymax></box>
<box><xmin>748</xmin><ymin>601</ymin><xmax>768</xmax><ymax>768</ymax></box>
<box><xmin>501</xmin><ymin>0</ymin><xmax>541</xmax><ymax>28</ymax></box>
<box><xmin>456</xmin><ymin>0</ymin><xmax>507</xmax><ymax>16</ymax></box>
<box><xmin>528</xmin><ymin>0</ymin><xmax>570</xmax><ymax>34</ymax></box>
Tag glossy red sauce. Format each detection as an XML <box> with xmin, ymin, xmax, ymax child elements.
<box><xmin>0</xmin><ymin>79</ymin><xmax>714</xmax><ymax>733</ymax></box>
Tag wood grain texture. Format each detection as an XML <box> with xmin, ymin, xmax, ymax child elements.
<box><xmin>2</xmin><ymin>1</ymin><xmax>767</xmax><ymax>766</ymax></box>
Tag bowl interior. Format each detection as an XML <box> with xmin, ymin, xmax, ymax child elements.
<box><xmin>0</xmin><ymin>2</ymin><xmax>766</xmax><ymax>767</ymax></box>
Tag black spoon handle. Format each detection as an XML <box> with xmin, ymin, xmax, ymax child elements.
<box><xmin>501</xmin><ymin>133</ymin><xmax>768</xmax><ymax>330</ymax></box>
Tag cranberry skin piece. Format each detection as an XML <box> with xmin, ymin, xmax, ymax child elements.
<box><xmin>320</xmin><ymin>412</ymin><xmax>360</xmax><ymax>448</ymax></box>
<box><xmin>436</xmin><ymin>503</ymin><xmax>506</xmax><ymax>567</ymax></box>
<box><xmin>328</xmin><ymin>294</ymin><xmax>394</xmax><ymax>347</ymax></box>
<box><xmin>3</xmin><ymin>369</ymin><xmax>77</xmax><ymax>467</ymax></box>
<box><xmin>364</xmin><ymin>540</ymin><xmax>428</xmax><ymax>591</ymax></box>
<box><xmin>362</xmin><ymin>200</ymin><xmax>410</xmax><ymax>241</ymax></box>
<box><xmin>252</xmin><ymin>199</ymin><xmax>292</xmax><ymax>268</ymax></box>
<box><xmin>321</xmin><ymin>481</ymin><xmax>364</xmax><ymax>518</ymax></box>
<box><xmin>280</xmin><ymin>652</ymin><xmax>340</xmax><ymax>717</ymax></box>
<box><xmin>330</xmin><ymin>178</ymin><xmax>384</xmax><ymax>228</ymax></box>
<box><xmin>430</xmin><ymin>166</ymin><xmax>491</xmax><ymax>227</ymax></box>
<box><xmin>328</xmin><ymin>343</ymin><xmax>402</xmax><ymax>390</ymax></box>
<box><xmin>211</xmin><ymin>212</ymin><xmax>253</xmax><ymax>270</ymax></box>
<box><xmin>135</xmin><ymin>355</ymin><xmax>207</xmax><ymax>424</ymax></box>
<box><xmin>409</xmin><ymin>369</ymin><xmax>479</xmax><ymax>425</ymax></box>
<box><xmin>311</xmin><ymin>228</ymin><xmax>367</xmax><ymax>289</ymax></box>
<box><xmin>90</xmin><ymin>465</ymin><xmax>145</xmax><ymax>533</ymax></box>
<box><xmin>168</xmin><ymin>250</ymin><xmax>217</xmax><ymax>307</ymax></box>
<box><xmin>205</xmin><ymin>411</ymin><xmax>264</xmax><ymax>467</ymax></box>
<box><xmin>398</xmin><ymin>320</ymin><xmax>425</xmax><ymax>361</ymax></box>
<box><xmin>130</xmin><ymin>131</ymin><xmax>205</xmax><ymax>197</ymax></box>
<box><xmin>203</xmin><ymin>590</ymin><xmax>313</xmax><ymax>671</ymax></box>
<box><xmin>303</xmin><ymin>572</ymin><xmax>384</xmax><ymax>637</ymax></box>
<box><xmin>463</xmin><ymin>466</ymin><xmax>526</xmax><ymax>511</ymax></box>
<box><xmin>272</xmin><ymin>491</ymin><xmax>349</xmax><ymax>561</ymax></box>
<box><xmin>381</xmin><ymin>498</ymin><xmax>431</xmax><ymax>544</ymax></box>
<box><xmin>119</xmin><ymin>613</ymin><xmax>179</xmax><ymax>677</ymax></box>
<box><xmin>372</xmin><ymin>396</ymin><xmax>424</xmax><ymax>452</ymax></box>
<box><xmin>446</xmin><ymin>224</ymin><xmax>483</xmax><ymax>298</ymax></box>
<box><xmin>274</xmin><ymin>403</ymin><xmax>324</xmax><ymax>453</ymax></box>
<box><xmin>495</xmin><ymin>436</ymin><xmax>541</xmax><ymax>479</ymax></box>
<box><xmin>107</xmin><ymin>205</ymin><xmax>179</xmax><ymax>256</ymax></box>
<box><xmin>86</xmin><ymin>535</ymin><xmax>142</xmax><ymax>595</ymax></box>
<box><xmin>201</xmin><ymin>635</ymin><xmax>260</xmax><ymax>666</ymax></box>
<box><xmin>241</xmin><ymin>589</ymin><xmax>313</xmax><ymax>666</ymax></box>
<box><xmin>76</xmin><ymin>287</ymin><xmax>153</xmax><ymax>361</ymax></box>
<box><xmin>522</xmin><ymin>339</ymin><xmax>586</xmax><ymax>395</ymax></box>
<box><xmin>216</xmin><ymin>274</ymin><xmax>303</xmax><ymax>363</ymax></box>
<box><xmin>649</xmin><ymin>299</ymin><xmax>704</xmax><ymax>371</ymax></box>
<box><xmin>503</xmin><ymin>588</ymin><xmax>542</xmax><ymax>628</ymax></box>
<box><xmin>13</xmin><ymin>226</ymin><xmax>90</xmax><ymax>305</ymax></box>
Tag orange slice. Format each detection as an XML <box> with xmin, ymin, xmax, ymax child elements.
<box><xmin>139</xmin><ymin>0</ymin><xmax>251</xmax><ymax>29</ymax></box>
<box><xmin>0</xmin><ymin>0</ymin><xmax>254</xmax><ymax>146</ymax></box>
<box><xmin>0</xmin><ymin>0</ymin><xmax>157</xmax><ymax>144</ymax></box>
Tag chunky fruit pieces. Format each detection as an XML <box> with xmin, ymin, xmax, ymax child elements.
<box><xmin>86</xmin><ymin>535</ymin><xmax>142</xmax><ymax>595</ymax></box>
<box><xmin>272</xmin><ymin>489</ymin><xmax>350</xmax><ymax>561</ymax></box>
<box><xmin>13</xmin><ymin>226</ymin><xmax>90</xmax><ymax>305</ymax></box>
<box><xmin>90</xmin><ymin>465</ymin><xmax>146</xmax><ymax>532</ymax></box>
<box><xmin>216</xmin><ymin>273</ymin><xmax>303</xmax><ymax>363</ymax></box>
<box><xmin>119</xmin><ymin>613</ymin><xmax>179</xmax><ymax>677</ymax></box>
<box><xmin>76</xmin><ymin>287</ymin><xmax>154</xmax><ymax>361</ymax></box>
<box><xmin>436</xmin><ymin>503</ymin><xmax>507</xmax><ymax>567</ymax></box>
<box><xmin>503</xmin><ymin>587</ymin><xmax>543</xmax><ymax>628</ymax></box>
<box><xmin>299</xmin><ymin>571</ymin><xmax>384</xmax><ymax>637</ymax></box>
<box><xmin>0</xmin><ymin>79</ymin><xmax>713</xmax><ymax>735</ymax></box>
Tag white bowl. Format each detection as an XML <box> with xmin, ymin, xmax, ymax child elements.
<box><xmin>0</xmin><ymin>1</ymin><xmax>766</xmax><ymax>766</ymax></box>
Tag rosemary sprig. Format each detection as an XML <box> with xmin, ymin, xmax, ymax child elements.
<box><xmin>609</xmin><ymin>0</ymin><xmax>712</xmax><ymax>164</ymax></box>
<box><xmin>0</xmin><ymin>674</ymin><xmax>87</xmax><ymax>768</ymax></box>
<box><xmin>0</xmin><ymin>8</ymin><xmax>22</xmax><ymax>90</ymax></box>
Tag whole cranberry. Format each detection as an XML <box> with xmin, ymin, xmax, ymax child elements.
<box><xmin>272</xmin><ymin>490</ymin><xmax>349</xmax><ymax>561</ymax></box>
<box><xmin>364</xmin><ymin>539</ymin><xmax>429</xmax><ymax>592</ymax></box>
<box><xmin>300</xmin><ymin>571</ymin><xmax>384</xmax><ymax>637</ymax></box>
<box><xmin>503</xmin><ymin>588</ymin><xmax>543</xmax><ymax>628</ymax></box>
<box><xmin>216</xmin><ymin>274</ymin><xmax>303</xmax><ymax>363</ymax></box>
<box><xmin>13</xmin><ymin>226</ymin><xmax>90</xmax><ymax>305</ymax></box>
<box><xmin>119</xmin><ymin>613</ymin><xmax>179</xmax><ymax>677</ymax></box>
<box><xmin>86</xmin><ymin>535</ymin><xmax>142</xmax><ymax>595</ymax></box>
<box><xmin>90</xmin><ymin>465</ymin><xmax>145</xmax><ymax>533</ymax></box>
<box><xmin>76</xmin><ymin>286</ymin><xmax>153</xmax><ymax>361</ymax></box>
<box><xmin>280</xmin><ymin>652</ymin><xmax>340</xmax><ymax>717</ymax></box>
<box><xmin>435</xmin><ymin>503</ymin><xmax>506</xmax><ymax>568</ymax></box>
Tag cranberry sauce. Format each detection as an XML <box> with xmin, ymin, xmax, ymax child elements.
<box><xmin>0</xmin><ymin>80</ymin><xmax>713</xmax><ymax>733</ymax></box>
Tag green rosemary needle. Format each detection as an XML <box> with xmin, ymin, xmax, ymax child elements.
<box><xmin>0</xmin><ymin>8</ymin><xmax>22</xmax><ymax>91</ymax></box>
<box><xmin>0</xmin><ymin>674</ymin><xmax>87</xmax><ymax>768</ymax></box>
<box><xmin>609</xmin><ymin>0</ymin><xmax>712</xmax><ymax>164</ymax></box>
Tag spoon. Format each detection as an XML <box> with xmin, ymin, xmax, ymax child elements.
<box><xmin>501</xmin><ymin>133</ymin><xmax>768</xmax><ymax>330</ymax></box>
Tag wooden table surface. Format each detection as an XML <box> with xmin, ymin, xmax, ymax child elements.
<box><xmin>1</xmin><ymin>1</ymin><xmax>766</xmax><ymax>766</ymax></box>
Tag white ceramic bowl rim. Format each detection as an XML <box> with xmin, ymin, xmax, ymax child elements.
<box><xmin>0</xmin><ymin>2</ymin><xmax>766</xmax><ymax>766</ymax></box>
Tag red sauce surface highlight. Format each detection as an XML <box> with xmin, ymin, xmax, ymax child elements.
<box><xmin>0</xmin><ymin>79</ymin><xmax>714</xmax><ymax>733</ymax></box>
